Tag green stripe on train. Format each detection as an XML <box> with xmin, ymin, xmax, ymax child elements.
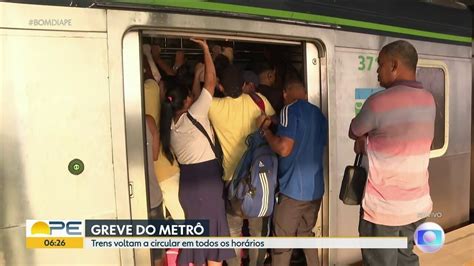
<box><xmin>113</xmin><ymin>0</ymin><xmax>472</xmax><ymax>44</ymax></box>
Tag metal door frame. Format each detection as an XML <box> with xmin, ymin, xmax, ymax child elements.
<box><xmin>106</xmin><ymin>10</ymin><xmax>333</xmax><ymax>265</ymax></box>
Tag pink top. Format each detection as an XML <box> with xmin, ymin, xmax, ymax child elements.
<box><xmin>350</xmin><ymin>80</ymin><xmax>436</xmax><ymax>226</ymax></box>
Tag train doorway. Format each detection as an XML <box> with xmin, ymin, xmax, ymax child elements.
<box><xmin>122</xmin><ymin>30</ymin><xmax>327</xmax><ymax>265</ymax></box>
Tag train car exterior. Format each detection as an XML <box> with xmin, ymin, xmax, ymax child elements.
<box><xmin>0</xmin><ymin>1</ymin><xmax>471</xmax><ymax>265</ymax></box>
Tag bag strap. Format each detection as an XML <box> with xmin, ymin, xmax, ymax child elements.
<box><xmin>249</xmin><ymin>92</ymin><xmax>265</xmax><ymax>114</ymax></box>
<box><xmin>186</xmin><ymin>112</ymin><xmax>222</xmax><ymax>161</ymax></box>
<box><xmin>354</xmin><ymin>154</ymin><xmax>363</xmax><ymax>166</ymax></box>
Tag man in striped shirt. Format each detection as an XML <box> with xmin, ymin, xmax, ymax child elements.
<box><xmin>350</xmin><ymin>40</ymin><xmax>435</xmax><ymax>265</ymax></box>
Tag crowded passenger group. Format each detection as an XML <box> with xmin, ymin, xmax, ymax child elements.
<box><xmin>142</xmin><ymin>38</ymin><xmax>327</xmax><ymax>266</ymax></box>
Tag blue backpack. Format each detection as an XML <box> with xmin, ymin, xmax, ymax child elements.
<box><xmin>226</xmin><ymin>94</ymin><xmax>278</xmax><ymax>218</ymax></box>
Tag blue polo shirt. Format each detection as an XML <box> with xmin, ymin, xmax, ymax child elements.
<box><xmin>277</xmin><ymin>100</ymin><xmax>327</xmax><ymax>201</ymax></box>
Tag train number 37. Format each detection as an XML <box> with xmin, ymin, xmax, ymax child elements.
<box><xmin>358</xmin><ymin>55</ymin><xmax>377</xmax><ymax>71</ymax></box>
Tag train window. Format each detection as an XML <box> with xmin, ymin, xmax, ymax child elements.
<box><xmin>416</xmin><ymin>60</ymin><xmax>449</xmax><ymax>158</ymax></box>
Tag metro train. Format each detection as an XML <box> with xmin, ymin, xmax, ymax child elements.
<box><xmin>0</xmin><ymin>1</ymin><xmax>472</xmax><ymax>265</ymax></box>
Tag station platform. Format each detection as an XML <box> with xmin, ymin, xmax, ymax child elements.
<box><xmin>415</xmin><ymin>223</ymin><xmax>474</xmax><ymax>265</ymax></box>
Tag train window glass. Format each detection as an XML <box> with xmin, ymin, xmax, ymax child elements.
<box><xmin>416</xmin><ymin>61</ymin><xmax>449</xmax><ymax>157</ymax></box>
<box><xmin>417</xmin><ymin>67</ymin><xmax>445</xmax><ymax>149</ymax></box>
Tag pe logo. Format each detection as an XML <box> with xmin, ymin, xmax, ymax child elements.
<box><xmin>28</xmin><ymin>220</ymin><xmax>82</xmax><ymax>236</ymax></box>
<box><xmin>414</xmin><ymin>222</ymin><xmax>445</xmax><ymax>253</ymax></box>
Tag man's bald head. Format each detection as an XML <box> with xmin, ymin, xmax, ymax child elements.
<box><xmin>381</xmin><ymin>40</ymin><xmax>418</xmax><ymax>71</ymax></box>
<box><xmin>284</xmin><ymin>80</ymin><xmax>305</xmax><ymax>92</ymax></box>
<box><xmin>283</xmin><ymin>79</ymin><xmax>307</xmax><ymax>105</ymax></box>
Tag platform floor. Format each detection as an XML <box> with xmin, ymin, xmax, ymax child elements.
<box><xmin>415</xmin><ymin>223</ymin><xmax>474</xmax><ymax>266</ymax></box>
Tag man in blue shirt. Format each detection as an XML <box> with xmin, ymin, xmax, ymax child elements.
<box><xmin>257</xmin><ymin>79</ymin><xmax>327</xmax><ymax>266</ymax></box>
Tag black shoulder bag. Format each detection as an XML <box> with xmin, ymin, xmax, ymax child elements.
<box><xmin>186</xmin><ymin>112</ymin><xmax>224</xmax><ymax>176</ymax></box>
<box><xmin>339</xmin><ymin>154</ymin><xmax>367</xmax><ymax>205</ymax></box>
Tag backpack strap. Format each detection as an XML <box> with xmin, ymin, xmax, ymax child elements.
<box><xmin>249</xmin><ymin>92</ymin><xmax>265</xmax><ymax>114</ymax></box>
<box><xmin>186</xmin><ymin>112</ymin><xmax>224</xmax><ymax>166</ymax></box>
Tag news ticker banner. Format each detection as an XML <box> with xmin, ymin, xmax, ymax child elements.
<box><xmin>82</xmin><ymin>237</ymin><xmax>407</xmax><ymax>249</ymax></box>
<box><xmin>26</xmin><ymin>220</ymin><xmax>406</xmax><ymax>249</ymax></box>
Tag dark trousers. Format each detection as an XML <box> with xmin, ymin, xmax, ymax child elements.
<box><xmin>359</xmin><ymin>213</ymin><xmax>425</xmax><ymax>266</ymax></box>
<box><xmin>272</xmin><ymin>194</ymin><xmax>322</xmax><ymax>266</ymax></box>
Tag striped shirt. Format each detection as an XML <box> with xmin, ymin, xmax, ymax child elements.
<box><xmin>350</xmin><ymin>80</ymin><xmax>435</xmax><ymax>226</ymax></box>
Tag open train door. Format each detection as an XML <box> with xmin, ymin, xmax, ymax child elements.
<box><xmin>304</xmin><ymin>41</ymin><xmax>328</xmax><ymax>266</ymax></box>
<box><xmin>122</xmin><ymin>30</ymin><xmax>153</xmax><ymax>265</ymax></box>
